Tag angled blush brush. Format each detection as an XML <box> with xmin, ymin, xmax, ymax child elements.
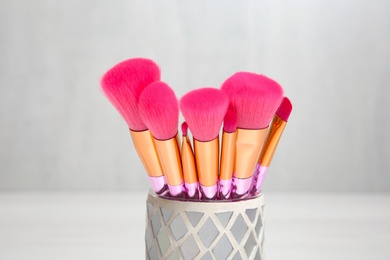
<box><xmin>251</xmin><ymin>97</ymin><xmax>293</xmax><ymax>196</ymax></box>
<box><xmin>138</xmin><ymin>81</ymin><xmax>184</xmax><ymax>198</ymax></box>
<box><xmin>180</xmin><ymin>88</ymin><xmax>229</xmax><ymax>200</ymax></box>
<box><xmin>100</xmin><ymin>58</ymin><xmax>167</xmax><ymax>195</ymax></box>
<box><xmin>219</xmin><ymin>108</ymin><xmax>237</xmax><ymax>199</ymax></box>
<box><xmin>181</xmin><ymin>122</ymin><xmax>199</xmax><ymax>200</ymax></box>
<box><xmin>221</xmin><ymin>72</ymin><xmax>283</xmax><ymax>199</ymax></box>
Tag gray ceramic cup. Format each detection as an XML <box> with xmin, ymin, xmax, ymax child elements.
<box><xmin>145</xmin><ymin>191</ymin><xmax>265</xmax><ymax>260</ymax></box>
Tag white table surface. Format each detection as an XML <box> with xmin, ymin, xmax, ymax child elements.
<box><xmin>0</xmin><ymin>192</ymin><xmax>389</xmax><ymax>260</ymax></box>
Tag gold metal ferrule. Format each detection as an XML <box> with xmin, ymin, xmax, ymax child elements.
<box><xmin>194</xmin><ymin>137</ymin><xmax>219</xmax><ymax>187</ymax></box>
<box><xmin>258</xmin><ymin>115</ymin><xmax>287</xmax><ymax>167</ymax></box>
<box><xmin>181</xmin><ymin>136</ymin><xmax>198</xmax><ymax>184</ymax></box>
<box><xmin>234</xmin><ymin>128</ymin><xmax>268</xmax><ymax>179</ymax></box>
<box><xmin>154</xmin><ymin>134</ymin><xmax>184</xmax><ymax>186</ymax></box>
<box><xmin>129</xmin><ymin>129</ymin><xmax>164</xmax><ymax>177</ymax></box>
<box><xmin>220</xmin><ymin>131</ymin><xmax>237</xmax><ymax>181</ymax></box>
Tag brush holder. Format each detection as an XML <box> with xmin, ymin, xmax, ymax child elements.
<box><xmin>145</xmin><ymin>191</ymin><xmax>265</xmax><ymax>259</ymax></box>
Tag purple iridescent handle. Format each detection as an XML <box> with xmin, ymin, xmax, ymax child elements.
<box><xmin>219</xmin><ymin>179</ymin><xmax>232</xmax><ymax>200</ymax></box>
<box><xmin>251</xmin><ymin>164</ymin><xmax>269</xmax><ymax>197</ymax></box>
<box><xmin>148</xmin><ymin>176</ymin><xmax>168</xmax><ymax>195</ymax></box>
<box><xmin>185</xmin><ymin>182</ymin><xmax>200</xmax><ymax>200</ymax></box>
<box><xmin>200</xmin><ymin>184</ymin><xmax>218</xmax><ymax>201</ymax></box>
<box><xmin>231</xmin><ymin>176</ymin><xmax>253</xmax><ymax>199</ymax></box>
<box><xmin>167</xmin><ymin>183</ymin><xmax>186</xmax><ymax>198</ymax></box>
<box><xmin>249</xmin><ymin>164</ymin><xmax>261</xmax><ymax>196</ymax></box>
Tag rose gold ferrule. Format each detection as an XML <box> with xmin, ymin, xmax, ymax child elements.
<box><xmin>220</xmin><ymin>131</ymin><xmax>237</xmax><ymax>180</ymax></box>
<box><xmin>258</xmin><ymin>115</ymin><xmax>287</xmax><ymax>167</ymax></box>
<box><xmin>193</xmin><ymin>137</ymin><xmax>219</xmax><ymax>187</ymax></box>
<box><xmin>181</xmin><ymin>136</ymin><xmax>198</xmax><ymax>184</ymax></box>
<box><xmin>234</xmin><ymin>128</ymin><xmax>268</xmax><ymax>179</ymax></box>
<box><xmin>154</xmin><ymin>134</ymin><xmax>183</xmax><ymax>186</ymax></box>
<box><xmin>129</xmin><ymin>129</ymin><xmax>163</xmax><ymax>177</ymax></box>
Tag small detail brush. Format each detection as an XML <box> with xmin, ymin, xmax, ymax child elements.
<box><xmin>219</xmin><ymin>108</ymin><xmax>237</xmax><ymax>199</ymax></box>
<box><xmin>180</xmin><ymin>88</ymin><xmax>229</xmax><ymax>200</ymax></box>
<box><xmin>251</xmin><ymin>97</ymin><xmax>293</xmax><ymax>196</ymax></box>
<box><xmin>138</xmin><ymin>81</ymin><xmax>184</xmax><ymax>198</ymax></box>
<box><xmin>181</xmin><ymin>122</ymin><xmax>199</xmax><ymax>200</ymax></box>
<box><xmin>100</xmin><ymin>58</ymin><xmax>167</xmax><ymax>195</ymax></box>
<box><xmin>221</xmin><ymin>72</ymin><xmax>283</xmax><ymax>199</ymax></box>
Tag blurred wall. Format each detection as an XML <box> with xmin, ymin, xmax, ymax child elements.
<box><xmin>1</xmin><ymin>0</ymin><xmax>389</xmax><ymax>191</ymax></box>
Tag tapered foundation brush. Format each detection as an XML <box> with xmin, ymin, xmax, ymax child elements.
<box><xmin>221</xmin><ymin>72</ymin><xmax>283</xmax><ymax>199</ymax></box>
<box><xmin>100</xmin><ymin>58</ymin><xmax>167</xmax><ymax>195</ymax></box>
<box><xmin>181</xmin><ymin>122</ymin><xmax>199</xmax><ymax>199</ymax></box>
<box><xmin>219</xmin><ymin>108</ymin><xmax>237</xmax><ymax>199</ymax></box>
<box><xmin>180</xmin><ymin>88</ymin><xmax>229</xmax><ymax>200</ymax></box>
<box><xmin>138</xmin><ymin>81</ymin><xmax>184</xmax><ymax>198</ymax></box>
<box><xmin>251</xmin><ymin>97</ymin><xmax>293</xmax><ymax>196</ymax></box>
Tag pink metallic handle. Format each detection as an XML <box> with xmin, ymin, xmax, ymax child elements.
<box><xmin>219</xmin><ymin>179</ymin><xmax>232</xmax><ymax>200</ymax></box>
<box><xmin>200</xmin><ymin>184</ymin><xmax>218</xmax><ymax>201</ymax></box>
<box><xmin>249</xmin><ymin>164</ymin><xmax>260</xmax><ymax>196</ymax></box>
<box><xmin>185</xmin><ymin>182</ymin><xmax>200</xmax><ymax>200</ymax></box>
<box><xmin>250</xmin><ymin>164</ymin><xmax>269</xmax><ymax>197</ymax></box>
<box><xmin>231</xmin><ymin>176</ymin><xmax>253</xmax><ymax>199</ymax></box>
<box><xmin>148</xmin><ymin>176</ymin><xmax>169</xmax><ymax>196</ymax></box>
<box><xmin>167</xmin><ymin>183</ymin><xmax>186</xmax><ymax>198</ymax></box>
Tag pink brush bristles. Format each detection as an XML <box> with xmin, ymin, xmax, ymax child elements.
<box><xmin>223</xmin><ymin>108</ymin><xmax>237</xmax><ymax>133</ymax></box>
<box><xmin>139</xmin><ymin>81</ymin><xmax>184</xmax><ymax>198</ymax></box>
<box><xmin>100</xmin><ymin>56</ymin><xmax>293</xmax><ymax>202</ymax></box>
<box><xmin>276</xmin><ymin>97</ymin><xmax>293</xmax><ymax>122</ymax></box>
<box><xmin>181</xmin><ymin>122</ymin><xmax>188</xmax><ymax>137</ymax></box>
<box><xmin>180</xmin><ymin>88</ymin><xmax>228</xmax><ymax>200</ymax></box>
<box><xmin>138</xmin><ymin>81</ymin><xmax>179</xmax><ymax>140</ymax></box>
<box><xmin>180</xmin><ymin>88</ymin><xmax>229</xmax><ymax>142</ymax></box>
<box><xmin>221</xmin><ymin>72</ymin><xmax>284</xmax><ymax>129</ymax></box>
<box><xmin>250</xmin><ymin>96</ymin><xmax>293</xmax><ymax>197</ymax></box>
<box><xmin>100</xmin><ymin>58</ymin><xmax>160</xmax><ymax>131</ymax></box>
<box><xmin>100</xmin><ymin>58</ymin><xmax>169</xmax><ymax>196</ymax></box>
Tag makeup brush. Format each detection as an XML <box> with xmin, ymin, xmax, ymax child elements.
<box><xmin>251</xmin><ymin>97</ymin><xmax>293</xmax><ymax>196</ymax></box>
<box><xmin>219</xmin><ymin>108</ymin><xmax>237</xmax><ymax>199</ymax></box>
<box><xmin>221</xmin><ymin>72</ymin><xmax>283</xmax><ymax>199</ymax></box>
<box><xmin>181</xmin><ymin>122</ymin><xmax>199</xmax><ymax>200</ymax></box>
<box><xmin>138</xmin><ymin>81</ymin><xmax>184</xmax><ymax>198</ymax></box>
<box><xmin>180</xmin><ymin>88</ymin><xmax>229</xmax><ymax>200</ymax></box>
<box><xmin>100</xmin><ymin>58</ymin><xmax>167</xmax><ymax>195</ymax></box>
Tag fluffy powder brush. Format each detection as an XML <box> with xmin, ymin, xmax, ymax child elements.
<box><xmin>138</xmin><ymin>81</ymin><xmax>184</xmax><ymax>198</ymax></box>
<box><xmin>221</xmin><ymin>72</ymin><xmax>284</xmax><ymax>199</ymax></box>
<box><xmin>180</xmin><ymin>88</ymin><xmax>229</xmax><ymax>200</ymax></box>
<box><xmin>100</xmin><ymin>58</ymin><xmax>167</xmax><ymax>195</ymax></box>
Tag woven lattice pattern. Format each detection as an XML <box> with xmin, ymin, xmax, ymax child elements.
<box><xmin>145</xmin><ymin>193</ymin><xmax>265</xmax><ymax>260</ymax></box>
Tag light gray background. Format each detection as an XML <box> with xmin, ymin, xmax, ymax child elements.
<box><xmin>1</xmin><ymin>0</ymin><xmax>389</xmax><ymax>192</ymax></box>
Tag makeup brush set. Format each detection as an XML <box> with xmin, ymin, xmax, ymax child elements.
<box><xmin>100</xmin><ymin>58</ymin><xmax>292</xmax><ymax>202</ymax></box>
<box><xmin>101</xmin><ymin>57</ymin><xmax>293</xmax><ymax>259</ymax></box>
